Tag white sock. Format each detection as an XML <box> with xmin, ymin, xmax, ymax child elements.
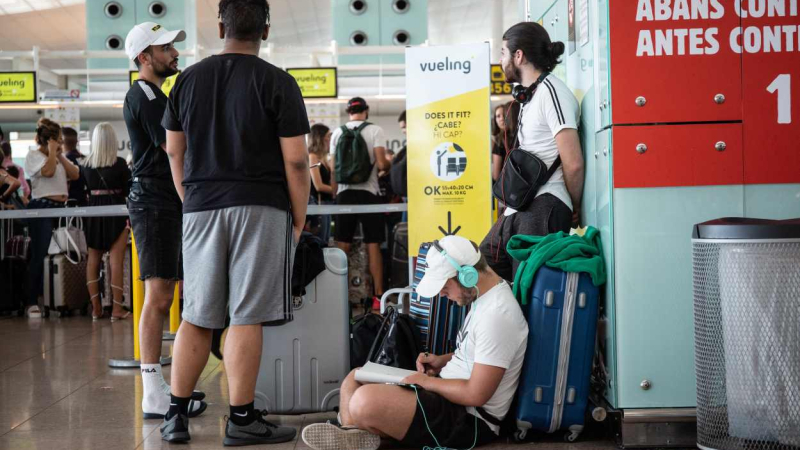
<box><xmin>141</xmin><ymin>364</ymin><xmax>169</xmax><ymax>414</ymax></box>
<box><xmin>160</xmin><ymin>375</ymin><xmax>171</xmax><ymax>395</ymax></box>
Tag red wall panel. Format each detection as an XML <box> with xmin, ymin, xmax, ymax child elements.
<box><xmin>614</xmin><ymin>124</ymin><xmax>744</xmax><ymax>188</ymax></box>
<box><xmin>609</xmin><ymin>0</ymin><xmax>743</xmax><ymax>124</ymax></box>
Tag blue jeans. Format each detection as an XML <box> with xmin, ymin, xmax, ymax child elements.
<box><xmin>26</xmin><ymin>198</ymin><xmax>62</xmax><ymax>307</ymax></box>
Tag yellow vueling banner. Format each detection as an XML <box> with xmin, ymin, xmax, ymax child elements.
<box><xmin>129</xmin><ymin>71</ymin><xmax>179</xmax><ymax>96</ymax></box>
<box><xmin>406</xmin><ymin>44</ymin><xmax>492</xmax><ymax>257</ymax></box>
<box><xmin>286</xmin><ymin>68</ymin><xmax>338</xmax><ymax>99</ymax></box>
<box><xmin>0</xmin><ymin>72</ymin><xmax>37</xmax><ymax>103</ymax></box>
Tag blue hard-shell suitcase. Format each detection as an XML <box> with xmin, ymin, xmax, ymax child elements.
<box><xmin>514</xmin><ymin>266</ymin><xmax>600</xmax><ymax>442</ymax></box>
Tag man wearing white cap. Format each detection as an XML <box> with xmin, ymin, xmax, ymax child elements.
<box><xmin>302</xmin><ymin>235</ymin><xmax>529</xmax><ymax>450</ymax></box>
<box><xmin>122</xmin><ymin>22</ymin><xmax>207</xmax><ymax>420</ymax></box>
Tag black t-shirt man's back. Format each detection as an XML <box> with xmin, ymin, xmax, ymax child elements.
<box><xmin>123</xmin><ymin>79</ymin><xmax>181</xmax><ymax>207</ymax></box>
<box><xmin>162</xmin><ymin>54</ymin><xmax>310</xmax><ymax>214</ymax></box>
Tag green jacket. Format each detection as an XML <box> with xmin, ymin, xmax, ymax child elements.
<box><xmin>507</xmin><ymin>227</ymin><xmax>606</xmax><ymax>304</ymax></box>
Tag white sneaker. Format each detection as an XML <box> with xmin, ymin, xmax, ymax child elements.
<box><xmin>301</xmin><ymin>423</ymin><xmax>380</xmax><ymax>450</ymax></box>
<box><xmin>27</xmin><ymin>305</ymin><xmax>42</xmax><ymax>319</ymax></box>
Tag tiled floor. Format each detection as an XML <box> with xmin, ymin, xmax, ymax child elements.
<box><xmin>0</xmin><ymin>316</ymin><xmax>620</xmax><ymax>450</ymax></box>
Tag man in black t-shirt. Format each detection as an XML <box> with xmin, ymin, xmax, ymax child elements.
<box><xmin>123</xmin><ymin>21</ymin><xmax>207</xmax><ymax>420</ymax></box>
<box><xmin>158</xmin><ymin>0</ymin><xmax>310</xmax><ymax>446</ymax></box>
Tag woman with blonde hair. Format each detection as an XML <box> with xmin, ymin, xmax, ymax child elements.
<box><xmin>24</xmin><ymin>117</ymin><xmax>80</xmax><ymax>318</ymax></box>
<box><xmin>82</xmin><ymin>123</ymin><xmax>132</xmax><ymax>321</ymax></box>
<box><xmin>308</xmin><ymin>123</ymin><xmax>334</xmax><ymax>243</ymax></box>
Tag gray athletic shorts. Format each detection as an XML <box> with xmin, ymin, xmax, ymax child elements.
<box><xmin>182</xmin><ymin>205</ymin><xmax>296</xmax><ymax>329</ymax></box>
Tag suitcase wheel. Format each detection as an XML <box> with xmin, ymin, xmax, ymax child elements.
<box><xmin>564</xmin><ymin>431</ymin><xmax>580</xmax><ymax>442</ymax></box>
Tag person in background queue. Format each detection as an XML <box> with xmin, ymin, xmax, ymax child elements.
<box><xmin>62</xmin><ymin>127</ymin><xmax>88</xmax><ymax>206</ymax></box>
<box><xmin>81</xmin><ymin>123</ymin><xmax>132</xmax><ymax>322</ymax></box>
<box><xmin>329</xmin><ymin>97</ymin><xmax>391</xmax><ymax>309</ymax></box>
<box><xmin>24</xmin><ymin>118</ymin><xmax>79</xmax><ymax>318</ymax></box>
<box><xmin>308</xmin><ymin>123</ymin><xmax>334</xmax><ymax>244</ymax></box>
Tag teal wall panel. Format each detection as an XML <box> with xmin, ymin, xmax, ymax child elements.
<box><xmin>134</xmin><ymin>0</ymin><xmax>190</xmax><ymax>52</ymax></box>
<box><xmin>540</xmin><ymin>0</ymin><xmax>567</xmax><ymax>83</ymax></box>
<box><xmin>333</xmin><ymin>0</ymin><xmax>381</xmax><ymax>66</ymax></box>
<box><xmin>581</xmin><ymin>104</ymin><xmax>597</xmax><ymax>228</ymax></box>
<box><xmin>612</xmin><ymin>186</ymin><xmax>744</xmax><ymax>408</ymax></box>
<box><xmin>595</xmin><ymin>129</ymin><xmax>616</xmax><ymax>406</ymax></box>
<box><xmin>86</xmin><ymin>0</ymin><xmax>192</xmax><ymax>71</ymax></box>
<box><xmin>333</xmin><ymin>0</ymin><xmax>427</xmax><ymax>65</ymax></box>
<box><xmin>744</xmin><ymin>184</ymin><xmax>800</xmax><ymax>219</ymax></box>
<box><xmin>86</xmin><ymin>0</ymin><xmax>136</xmax><ymax>69</ymax></box>
<box><xmin>379</xmin><ymin>0</ymin><xmax>428</xmax><ymax>46</ymax></box>
<box><xmin>530</xmin><ymin>0</ymin><xmax>557</xmax><ymax>23</ymax></box>
<box><xmin>596</xmin><ymin>0</ymin><xmax>611</xmax><ymax>128</ymax></box>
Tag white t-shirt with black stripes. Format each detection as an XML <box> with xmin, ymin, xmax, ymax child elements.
<box><xmin>504</xmin><ymin>74</ymin><xmax>579</xmax><ymax>216</ymax></box>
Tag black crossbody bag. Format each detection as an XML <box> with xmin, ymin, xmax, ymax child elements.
<box><xmin>493</xmin><ymin>149</ymin><xmax>560</xmax><ymax>210</ymax></box>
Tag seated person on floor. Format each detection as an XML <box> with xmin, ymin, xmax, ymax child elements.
<box><xmin>301</xmin><ymin>235</ymin><xmax>529</xmax><ymax>450</ymax></box>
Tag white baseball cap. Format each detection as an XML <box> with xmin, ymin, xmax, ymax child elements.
<box><xmin>416</xmin><ymin>235</ymin><xmax>481</xmax><ymax>298</ymax></box>
<box><xmin>125</xmin><ymin>22</ymin><xmax>186</xmax><ymax>61</ymax></box>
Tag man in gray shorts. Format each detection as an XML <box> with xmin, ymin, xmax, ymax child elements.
<box><xmin>158</xmin><ymin>0</ymin><xmax>311</xmax><ymax>446</ymax></box>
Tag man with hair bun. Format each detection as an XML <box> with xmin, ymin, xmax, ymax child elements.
<box><xmin>480</xmin><ymin>22</ymin><xmax>585</xmax><ymax>282</ymax></box>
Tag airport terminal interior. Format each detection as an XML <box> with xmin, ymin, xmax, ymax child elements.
<box><xmin>1</xmin><ymin>0</ymin><xmax>799</xmax><ymax>449</ymax></box>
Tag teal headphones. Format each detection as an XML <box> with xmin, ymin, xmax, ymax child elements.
<box><xmin>432</xmin><ymin>240</ymin><xmax>479</xmax><ymax>289</ymax></box>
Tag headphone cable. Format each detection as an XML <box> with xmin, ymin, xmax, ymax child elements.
<box><xmin>411</xmin><ymin>384</ymin><xmax>479</xmax><ymax>450</ymax></box>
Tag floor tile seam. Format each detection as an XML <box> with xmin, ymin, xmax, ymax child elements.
<box><xmin>1</xmin><ymin>363</ymin><xmax>113</xmax><ymax>436</ymax></box>
<box><xmin>0</xmin><ymin>321</ymin><xmax>113</xmax><ymax>373</ymax></box>
<box><xmin>197</xmin><ymin>359</ymin><xmax>223</xmax><ymax>384</ymax></box>
<box><xmin>134</xmin><ymin>424</ymin><xmax>160</xmax><ymax>449</ymax></box>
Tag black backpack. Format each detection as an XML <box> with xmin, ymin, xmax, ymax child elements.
<box><xmin>350</xmin><ymin>311</ymin><xmax>384</xmax><ymax>369</ymax></box>
<box><xmin>335</xmin><ymin>122</ymin><xmax>373</xmax><ymax>184</ymax></box>
<box><xmin>291</xmin><ymin>232</ymin><xmax>327</xmax><ymax>298</ymax></box>
<box><xmin>367</xmin><ymin>306</ymin><xmax>423</xmax><ymax>371</ymax></box>
<box><xmin>390</xmin><ymin>146</ymin><xmax>407</xmax><ymax>197</ymax></box>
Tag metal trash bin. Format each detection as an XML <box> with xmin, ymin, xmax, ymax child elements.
<box><xmin>692</xmin><ymin>218</ymin><xmax>800</xmax><ymax>450</ymax></box>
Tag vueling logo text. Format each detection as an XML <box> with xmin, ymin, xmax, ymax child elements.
<box><xmin>419</xmin><ymin>57</ymin><xmax>472</xmax><ymax>74</ymax></box>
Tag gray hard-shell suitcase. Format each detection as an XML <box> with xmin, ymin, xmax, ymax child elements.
<box><xmin>44</xmin><ymin>254</ymin><xmax>89</xmax><ymax>316</ymax></box>
<box><xmin>254</xmin><ymin>247</ymin><xmax>350</xmax><ymax>414</ymax></box>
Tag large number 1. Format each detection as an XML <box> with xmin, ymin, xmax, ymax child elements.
<box><xmin>767</xmin><ymin>74</ymin><xmax>791</xmax><ymax>124</ymax></box>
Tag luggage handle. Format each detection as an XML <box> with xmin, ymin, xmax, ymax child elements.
<box><xmin>366</xmin><ymin>306</ymin><xmax>395</xmax><ymax>364</ymax></box>
<box><xmin>380</xmin><ymin>288</ymin><xmax>414</xmax><ymax>315</ymax></box>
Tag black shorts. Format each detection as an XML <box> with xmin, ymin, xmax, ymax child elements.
<box><xmin>334</xmin><ymin>190</ymin><xmax>385</xmax><ymax>244</ymax></box>
<box><xmin>480</xmin><ymin>193</ymin><xmax>572</xmax><ymax>282</ymax></box>
<box><xmin>399</xmin><ymin>387</ymin><xmax>497</xmax><ymax>449</ymax></box>
<box><xmin>128</xmin><ymin>204</ymin><xmax>183</xmax><ymax>281</ymax></box>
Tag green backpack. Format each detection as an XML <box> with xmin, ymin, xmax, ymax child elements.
<box><xmin>335</xmin><ymin>122</ymin><xmax>373</xmax><ymax>184</ymax></box>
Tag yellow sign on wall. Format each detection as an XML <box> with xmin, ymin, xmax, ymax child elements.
<box><xmin>490</xmin><ymin>65</ymin><xmax>512</xmax><ymax>96</ymax></box>
<box><xmin>129</xmin><ymin>71</ymin><xmax>179</xmax><ymax>96</ymax></box>
<box><xmin>0</xmin><ymin>72</ymin><xmax>37</xmax><ymax>103</ymax></box>
<box><xmin>405</xmin><ymin>44</ymin><xmax>493</xmax><ymax>257</ymax></box>
<box><xmin>286</xmin><ymin>68</ymin><xmax>338</xmax><ymax>99</ymax></box>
